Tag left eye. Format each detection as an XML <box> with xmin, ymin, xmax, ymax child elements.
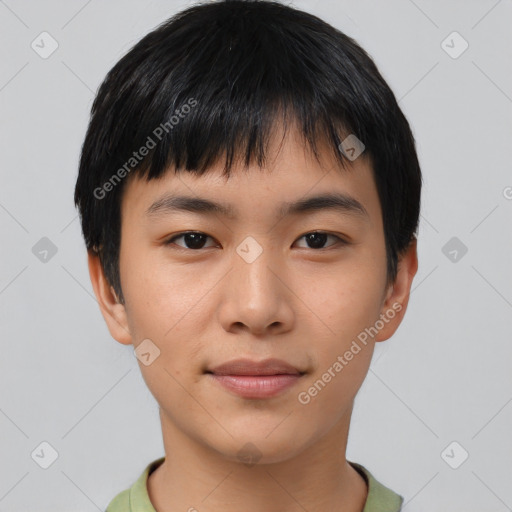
<box><xmin>294</xmin><ymin>231</ymin><xmax>346</xmax><ymax>249</ymax></box>
<box><xmin>165</xmin><ymin>231</ymin><xmax>346</xmax><ymax>250</ymax></box>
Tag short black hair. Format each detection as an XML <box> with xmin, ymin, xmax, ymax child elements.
<box><xmin>74</xmin><ymin>0</ymin><xmax>422</xmax><ymax>305</ymax></box>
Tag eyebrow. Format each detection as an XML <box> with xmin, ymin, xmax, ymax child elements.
<box><xmin>145</xmin><ymin>192</ymin><xmax>369</xmax><ymax>221</ymax></box>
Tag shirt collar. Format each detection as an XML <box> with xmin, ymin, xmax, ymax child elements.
<box><xmin>128</xmin><ymin>457</ymin><xmax>403</xmax><ymax>512</ymax></box>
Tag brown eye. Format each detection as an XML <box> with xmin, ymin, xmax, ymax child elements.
<box><xmin>166</xmin><ymin>232</ymin><xmax>217</xmax><ymax>250</ymax></box>
<box><xmin>294</xmin><ymin>232</ymin><xmax>347</xmax><ymax>250</ymax></box>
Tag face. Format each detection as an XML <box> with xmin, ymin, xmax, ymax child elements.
<box><xmin>90</xmin><ymin>126</ymin><xmax>417</xmax><ymax>464</ymax></box>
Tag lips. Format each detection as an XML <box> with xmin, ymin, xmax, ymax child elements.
<box><xmin>206</xmin><ymin>358</ymin><xmax>305</xmax><ymax>399</ymax></box>
<box><xmin>207</xmin><ymin>358</ymin><xmax>303</xmax><ymax>376</ymax></box>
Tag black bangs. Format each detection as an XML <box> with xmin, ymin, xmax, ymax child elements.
<box><xmin>80</xmin><ymin>0</ymin><xmax>386</xmax><ymax>184</ymax></box>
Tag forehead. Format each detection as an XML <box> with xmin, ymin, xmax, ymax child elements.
<box><xmin>120</xmin><ymin>127</ymin><xmax>380</xmax><ymax>227</ymax></box>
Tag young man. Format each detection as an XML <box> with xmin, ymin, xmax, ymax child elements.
<box><xmin>74</xmin><ymin>1</ymin><xmax>421</xmax><ymax>510</ymax></box>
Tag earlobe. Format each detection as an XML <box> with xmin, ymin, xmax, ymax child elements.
<box><xmin>374</xmin><ymin>238</ymin><xmax>418</xmax><ymax>342</ymax></box>
<box><xmin>87</xmin><ymin>251</ymin><xmax>132</xmax><ymax>345</ymax></box>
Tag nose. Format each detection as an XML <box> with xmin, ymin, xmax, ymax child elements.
<box><xmin>217</xmin><ymin>240</ymin><xmax>295</xmax><ymax>337</ymax></box>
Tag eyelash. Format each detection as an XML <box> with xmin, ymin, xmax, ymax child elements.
<box><xmin>164</xmin><ymin>231</ymin><xmax>349</xmax><ymax>251</ymax></box>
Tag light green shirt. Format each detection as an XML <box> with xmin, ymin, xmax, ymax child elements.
<box><xmin>106</xmin><ymin>456</ymin><xmax>403</xmax><ymax>511</ymax></box>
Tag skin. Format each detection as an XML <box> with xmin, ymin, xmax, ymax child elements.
<box><xmin>88</xmin><ymin>124</ymin><xmax>418</xmax><ymax>512</ymax></box>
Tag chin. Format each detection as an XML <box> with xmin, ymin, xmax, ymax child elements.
<box><xmin>208</xmin><ymin>427</ymin><xmax>310</xmax><ymax>466</ymax></box>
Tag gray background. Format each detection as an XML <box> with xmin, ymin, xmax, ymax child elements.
<box><xmin>1</xmin><ymin>0</ymin><xmax>511</xmax><ymax>511</ymax></box>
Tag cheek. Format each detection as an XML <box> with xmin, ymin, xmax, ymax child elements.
<box><xmin>122</xmin><ymin>262</ymin><xmax>208</xmax><ymax>402</ymax></box>
<box><xmin>306</xmin><ymin>262</ymin><xmax>385</xmax><ymax>342</ymax></box>
<box><xmin>294</xmin><ymin>332</ymin><xmax>374</xmax><ymax>437</ymax></box>
<box><xmin>297</xmin><ymin>280</ymin><xmax>379</xmax><ymax>420</ymax></box>
<box><xmin>336</xmin><ymin>282</ymin><xmax>384</xmax><ymax>340</ymax></box>
<box><xmin>122</xmin><ymin>252</ymin><xmax>207</xmax><ymax>338</ymax></box>
<box><xmin>121</xmin><ymin>259</ymin><xmax>212</xmax><ymax>396</ymax></box>
<box><xmin>301</xmin><ymin>256</ymin><xmax>385</xmax><ymax>404</ymax></box>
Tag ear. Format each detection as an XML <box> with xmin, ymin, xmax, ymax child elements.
<box><xmin>374</xmin><ymin>237</ymin><xmax>418</xmax><ymax>342</ymax></box>
<box><xmin>87</xmin><ymin>250</ymin><xmax>133</xmax><ymax>345</ymax></box>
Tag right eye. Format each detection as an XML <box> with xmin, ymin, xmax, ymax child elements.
<box><xmin>164</xmin><ymin>231</ymin><xmax>218</xmax><ymax>250</ymax></box>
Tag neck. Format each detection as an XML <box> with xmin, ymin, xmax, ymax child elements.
<box><xmin>147</xmin><ymin>406</ymin><xmax>368</xmax><ymax>512</ymax></box>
